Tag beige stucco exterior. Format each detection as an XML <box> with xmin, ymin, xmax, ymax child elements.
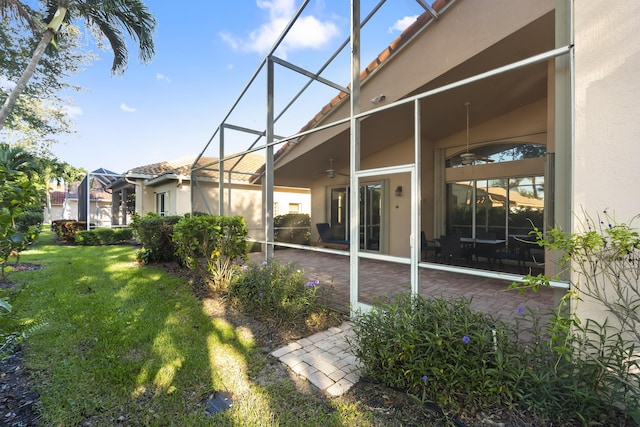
<box><xmin>571</xmin><ymin>1</ymin><xmax>640</xmax><ymax>325</ymax></box>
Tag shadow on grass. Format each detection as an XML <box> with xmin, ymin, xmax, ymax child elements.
<box><xmin>8</xmin><ymin>233</ymin><xmax>373</xmax><ymax>426</ymax></box>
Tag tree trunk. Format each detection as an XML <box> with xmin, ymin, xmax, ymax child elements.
<box><xmin>0</xmin><ymin>5</ymin><xmax>68</xmax><ymax>130</ymax></box>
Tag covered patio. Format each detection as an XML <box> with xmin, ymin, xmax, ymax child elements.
<box><xmin>252</xmin><ymin>248</ymin><xmax>556</xmax><ymax>318</ymax></box>
<box><xmin>196</xmin><ymin>0</ymin><xmax>571</xmax><ymax>316</ymax></box>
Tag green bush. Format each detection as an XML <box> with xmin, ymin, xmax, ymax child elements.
<box><xmin>350</xmin><ymin>294</ymin><xmax>519</xmax><ymax>412</ymax></box>
<box><xmin>15</xmin><ymin>206</ymin><xmax>43</xmax><ymax>243</ymax></box>
<box><xmin>228</xmin><ymin>260</ymin><xmax>326</xmax><ymax>327</ymax></box>
<box><xmin>131</xmin><ymin>214</ymin><xmax>182</xmax><ymax>263</ymax></box>
<box><xmin>51</xmin><ymin>220</ymin><xmax>89</xmax><ymax>243</ymax></box>
<box><xmin>512</xmin><ymin>211</ymin><xmax>640</xmax><ymax>424</ymax></box>
<box><xmin>350</xmin><ymin>291</ymin><xmax>633</xmax><ymax>424</ymax></box>
<box><xmin>172</xmin><ymin>214</ymin><xmax>248</xmax><ymax>289</ymax></box>
<box><xmin>75</xmin><ymin>228</ymin><xmax>134</xmax><ymax>246</ymax></box>
<box><xmin>274</xmin><ymin>213</ymin><xmax>311</xmax><ymax>245</ymax></box>
<box><xmin>75</xmin><ymin>230</ymin><xmax>100</xmax><ymax>246</ymax></box>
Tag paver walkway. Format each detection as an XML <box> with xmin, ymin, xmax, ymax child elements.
<box><xmin>270</xmin><ymin>322</ymin><xmax>359</xmax><ymax>396</ymax></box>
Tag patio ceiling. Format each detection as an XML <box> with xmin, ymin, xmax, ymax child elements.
<box><xmin>271</xmin><ymin>10</ymin><xmax>554</xmax><ymax>187</ymax></box>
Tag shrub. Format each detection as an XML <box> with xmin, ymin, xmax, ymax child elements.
<box><xmin>15</xmin><ymin>206</ymin><xmax>43</xmax><ymax>243</ymax></box>
<box><xmin>131</xmin><ymin>214</ymin><xmax>182</xmax><ymax>263</ymax></box>
<box><xmin>75</xmin><ymin>230</ymin><xmax>100</xmax><ymax>246</ymax></box>
<box><xmin>512</xmin><ymin>211</ymin><xmax>640</xmax><ymax>424</ymax></box>
<box><xmin>228</xmin><ymin>260</ymin><xmax>326</xmax><ymax>328</ymax></box>
<box><xmin>349</xmin><ymin>294</ymin><xmax>520</xmax><ymax>413</ymax></box>
<box><xmin>52</xmin><ymin>220</ymin><xmax>89</xmax><ymax>243</ymax></box>
<box><xmin>274</xmin><ymin>213</ymin><xmax>311</xmax><ymax>245</ymax></box>
<box><xmin>74</xmin><ymin>228</ymin><xmax>134</xmax><ymax>246</ymax></box>
<box><xmin>349</xmin><ymin>293</ymin><xmax>632</xmax><ymax>424</ymax></box>
<box><xmin>172</xmin><ymin>215</ymin><xmax>248</xmax><ymax>289</ymax></box>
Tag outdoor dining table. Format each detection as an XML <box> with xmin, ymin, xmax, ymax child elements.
<box><xmin>459</xmin><ymin>237</ymin><xmax>507</xmax><ymax>265</ymax></box>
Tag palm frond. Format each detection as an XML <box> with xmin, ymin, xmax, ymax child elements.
<box><xmin>0</xmin><ymin>0</ymin><xmax>41</xmax><ymax>33</ymax></box>
<box><xmin>75</xmin><ymin>0</ymin><xmax>156</xmax><ymax>74</ymax></box>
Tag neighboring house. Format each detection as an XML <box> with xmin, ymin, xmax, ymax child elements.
<box><xmin>45</xmin><ymin>169</ymin><xmax>115</xmax><ymax>227</ymax></box>
<box><xmin>193</xmin><ymin>0</ymin><xmax>640</xmax><ymax>319</ymax></box>
<box><xmin>108</xmin><ymin>155</ymin><xmax>310</xmax><ymax>235</ymax></box>
<box><xmin>77</xmin><ymin>169</ymin><xmax>118</xmax><ymax>227</ymax></box>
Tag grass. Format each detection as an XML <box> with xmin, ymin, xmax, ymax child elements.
<box><xmin>2</xmin><ymin>231</ymin><xmax>379</xmax><ymax>426</ymax></box>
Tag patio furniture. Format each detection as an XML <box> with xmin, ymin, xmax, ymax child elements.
<box><xmin>471</xmin><ymin>231</ymin><xmax>497</xmax><ymax>263</ymax></box>
<box><xmin>421</xmin><ymin>231</ymin><xmax>441</xmax><ymax>262</ymax></box>
<box><xmin>314</xmin><ymin>223</ymin><xmax>349</xmax><ymax>250</ymax></box>
<box><xmin>495</xmin><ymin>235</ymin><xmax>530</xmax><ymax>273</ymax></box>
<box><xmin>439</xmin><ymin>234</ymin><xmax>470</xmax><ymax>265</ymax></box>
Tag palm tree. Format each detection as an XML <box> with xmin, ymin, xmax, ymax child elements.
<box><xmin>0</xmin><ymin>0</ymin><xmax>156</xmax><ymax>129</ymax></box>
<box><xmin>0</xmin><ymin>143</ymin><xmax>40</xmax><ymax>178</ymax></box>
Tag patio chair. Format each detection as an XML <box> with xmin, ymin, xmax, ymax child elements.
<box><xmin>315</xmin><ymin>223</ymin><xmax>349</xmax><ymax>250</ymax></box>
<box><xmin>495</xmin><ymin>235</ymin><xmax>526</xmax><ymax>273</ymax></box>
<box><xmin>421</xmin><ymin>231</ymin><xmax>441</xmax><ymax>262</ymax></box>
<box><xmin>439</xmin><ymin>234</ymin><xmax>469</xmax><ymax>265</ymax></box>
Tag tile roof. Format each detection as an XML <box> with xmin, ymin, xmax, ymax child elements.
<box><xmin>50</xmin><ymin>191</ymin><xmax>66</xmax><ymax>205</ymax></box>
<box><xmin>126</xmin><ymin>153</ymin><xmax>266</xmax><ymax>184</ymax></box>
<box><xmin>125</xmin><ymin>157</ymin><xmax>196</xmax><ymax>177</ymax></box>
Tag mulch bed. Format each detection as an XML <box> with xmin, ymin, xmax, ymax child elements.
<box><xmin>1</xmin><ymin>263</ymin><xmax>44</xmax><ymax>426</ymax></box>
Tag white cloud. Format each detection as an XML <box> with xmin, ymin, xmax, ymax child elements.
<box><xmin>156</xmin><ymin>73</ymin><xmax>171</xmax><ymax>83</ymax></box>
<box><xmin>120</xmin><ymin>103</ymin><xmax>137</xmax><ymax>113</ymax></box>
<box><xmin>389</xmin><ymin>15</ymin><xmax>418</xmax><ymax>33</ymax></box>
<box><xmin>219</xmin><ymin>31</ymin><xmax>239</xmax><ymax>51</ymax></box>
<box><xmin>63</xmin><ymin>105</ymin><xmax>83</xmax><ymax>119</ymax></box>
<box><xmin>220</xmin><ymin>0</ymin><xmax>339</xmax><ymax>58</ymax></box>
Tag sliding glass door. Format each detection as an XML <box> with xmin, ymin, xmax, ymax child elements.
<box><xmin>360</xmin><ymin>183</ymin><xmax>381</xmax><ymax>251</ymax></box>
<box><xmin>329</xmin><ymin>181</ymin><xmax>382</xmax><ymax>251</ymax></box>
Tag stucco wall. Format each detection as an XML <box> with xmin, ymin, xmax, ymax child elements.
<box><xmin>573</xmin><ymin>2</ymin><xmax>640</xmax><ymax>220</ymax></box>
<box><xmin>191</xmin><ymin>181</ymin><xmax>310</xmax><ymax>241</ymax></box>
<box><xmin>572</xmin><ymin>1</ymin><xmax>640</xmax><ymax>324</ymax></box>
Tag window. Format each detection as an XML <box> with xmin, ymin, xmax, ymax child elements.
<box><xmin>288</xmin><ymin>203</ymin><xmax>301</xmax><ymax>214</ymax></box>
<box><xmin>447</xmin><ymin>143</ymin><xmax>546</xmax><ymax>168</ymax></box>
<box><xmin>446</xmin><ymin>176</ymin><xmax>544</xmax><ymax>239</ymax></box>
<box><xmin>156</xmin><ymin>192</ymin><xmax>168</xmax><ymax>216</ymax></box>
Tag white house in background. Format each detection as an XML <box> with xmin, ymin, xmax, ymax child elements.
<box><xmin>45</xmin><ymin>170</ymin><xmax>115</xmax><ymax>226</ymax></box>
<box><xmin>107</xmin><ymin>154</ymin><xmax>310</xmax><ymax>235</ymax></box>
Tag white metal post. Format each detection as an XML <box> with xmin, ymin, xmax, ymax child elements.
<box><xmin>219</xmin><ymin>127</ymin><xmax>225</xmax><ymax>215</ymax></box>
<box><xmin>265</xmin><ymin>57</ymin><xmax>275</xmax><ymax>260</ymax></box>
<box><xmin>411</xmin><ymin>99</ymin><xmax>421</xmax><ymax>296</ymax></box>
<box><xmin>349</xmin><ymin>0</ymin><xmax>361</xmax><ymax>314</ymax></box>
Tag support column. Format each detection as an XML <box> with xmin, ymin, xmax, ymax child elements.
<box><xmin>349</xmin><ymin>0</ymin><xmax>361</xmax><ymax>314</ymax></box>
<box><xmin>264</xmin><ymin>57</ymin><xmax>275</xmax><ymax>260</ymax></box>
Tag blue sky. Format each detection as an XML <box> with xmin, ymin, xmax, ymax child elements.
<box><xmin>47</xmin><ymin>0</ymin><xmax>428</xmax><ymax>173</ymax></box>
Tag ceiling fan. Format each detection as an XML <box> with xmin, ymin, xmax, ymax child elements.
<box><xmin>460</xmin><ymin>102</ymin><xmax>494</xmax><ymax>166</ymax></box>
<box><xmin>324</xmin><ymin>158</ymin><xmax>348</xmax><ymax>179</ymax></box>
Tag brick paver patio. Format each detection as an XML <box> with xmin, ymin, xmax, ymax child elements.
<box><xmin>255</xmin><ymin>248</ymin><xmax>557</xmax><ymax>317</ymax></box>
<box><xmin>259</xmin><ymin>248</ymin><xmax>562</xmax><ymax>396</ymax></box>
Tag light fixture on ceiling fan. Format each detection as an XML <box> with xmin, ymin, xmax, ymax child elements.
<box><xmin>460</xmin><ymin>102</ymin><xmax>494</xmax><ymax>166</ymax></box>
<box><xmin>324</xmin><ymin>158</ymin><xmax>348</xmax><ymax>179</ymax></box>
<box><xmin>460</xmin><ymin>101</ymin><xmax>476</xmax><ymax>166</ymax></box>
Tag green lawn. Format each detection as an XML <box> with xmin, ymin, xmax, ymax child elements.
<box><xmin>2</xmin><ymin>231</ymin><xmax>375</xmax><ymax>426</ymax></box>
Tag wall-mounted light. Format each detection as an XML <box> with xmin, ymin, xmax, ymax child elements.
<box><xmin>370</xmin><ymin>94</ymin><xmax>386</xmax><ymax>104</ymax></box>
<box><xmin>395</xmin><ymin>185</ymin><xmax>403</xmax><ymax>197</ymax></box>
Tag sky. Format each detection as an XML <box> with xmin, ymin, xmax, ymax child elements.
<box><xmin>36</xmin><ymin>0</ymin><xmax>432</xmax><ymax>174</ymax></box>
